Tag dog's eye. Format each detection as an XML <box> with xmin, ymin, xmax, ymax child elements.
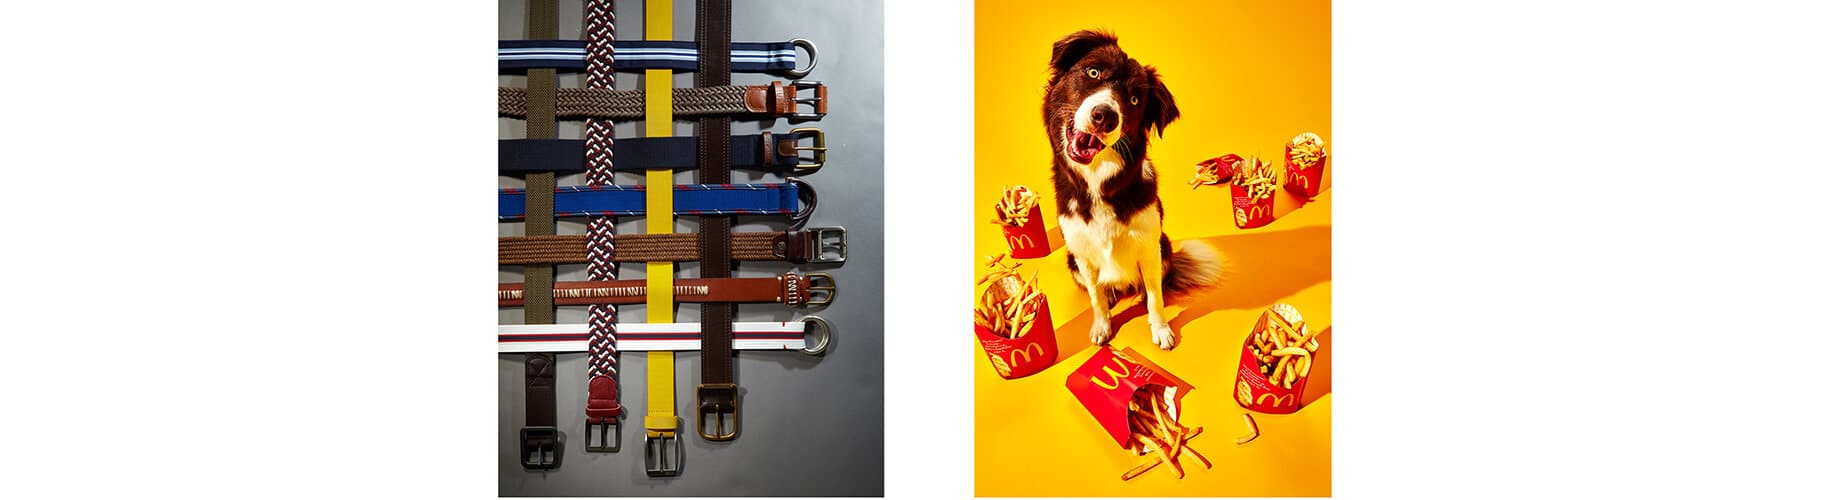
<box><xmin>1085</xmin><ymin>67</ymin><xmax>1101</xmax><ymax>79</ymax></box>
<box><xmin>1129</xmin><ymin>96</ymin><xmax>1139</xmax><ymax>106</ymax></box>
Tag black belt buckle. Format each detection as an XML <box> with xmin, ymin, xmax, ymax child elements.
<box><xmin>519</xmin><ymin>426</ymin><xmax>563</xmax><ymax>470</ymax></box>
<box><xmin>786</xmin><ymin>127</ymin><xmax>827</xmax><ymax>172</ymax></box>
<box><xmin>584</xmin><ymin>417</ymin><xmax>620</xmax><ymax>453</ymax></box>
<box><xmin>802</xmin><ymin>272</ymin><xmax>837</xmax><ymax>306</ymax></box>
<box><xmin>789</xmin><ymin>80</ymin><xmax>826</xmax><ymax>121</ymax></box>
<box><xmin>695</xmin><ymin>383</ymin><xmax>740</xmax><ymax>441</ymax></box>
<box><xmin>643</xmin><ymin>428</ymin><xmax>684</xmax><ymax>477</ymax></box>
<box><xmin>787</xmin><ymin>177</ymin><xmax>816</xmax><ymax>230</ymax></box>
<box><xmin>807</xmin><ymin>226</ymin><xmax>847</xmax><ymax>263</ymax></box>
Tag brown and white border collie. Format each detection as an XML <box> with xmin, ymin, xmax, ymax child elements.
<box><xmin>1044</xmin><ymin>30</ymin><xmax>1220</xmax><ymax>350</ymax></box>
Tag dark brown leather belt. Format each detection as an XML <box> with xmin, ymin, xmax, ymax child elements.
<box><xmin>497</xmin><ymin>81</ymin><xmax>828</xmax><ymax>120</ymax></box>
<box><xmin>497</xmin><ymin>227</ymin><xmax>847</xmax><ymax>265</ymax></box>
<box><xmin>694</xmin><ymin>0</ymin><xmax>741</xmax><ymax>443</ymax></box>
<box><xmin>497</xmin><ymin>273</ymin><xmax>835</xmax><ymax>307</ymax></box>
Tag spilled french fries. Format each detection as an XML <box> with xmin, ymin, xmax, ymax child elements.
<box><xmin>1119</xmin><ymin>384</ymin><xmax>1210</xmax><ymax>481</ymax></box>
<box><xmin>974</xmin><ymin>254</ymin><xmax>1044</xmax><ymax>340</ymax></box>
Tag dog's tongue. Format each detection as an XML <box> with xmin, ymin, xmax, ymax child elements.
<box><xmin>1069</xmin><ymin>131</ymin><xmax>1105</xmax><ymax>163</ymax></box>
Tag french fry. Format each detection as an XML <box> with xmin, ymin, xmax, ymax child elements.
<box><xmin>1119</xmin><ymin>386</ymin><xmax>1208</xmax><ymax>481</ymax></box>
<box><xmin>992</xmin><ymin>185</ymin><xmax>1039</xmax><ymax>227</ymax></box>
<box><xmin>975</xmin><ymin>255</ymin><xmax>1046</xmax><ymax>339</ymax></box>
<box><xmin>1235</xmin><ymin>414</ymin><xmax>1260</xmax><ymax>445</ymax></box>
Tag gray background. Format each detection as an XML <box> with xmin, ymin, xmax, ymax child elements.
<box><xmin>498</xmin><ymin>0</ymin><xmax>885</xmax><ymax>496</ymax></box>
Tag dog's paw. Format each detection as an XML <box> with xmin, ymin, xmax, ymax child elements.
<box><xmin>1089</xmin><ymin>318</ymin><xmax>1113</xmax><ymax>346</ymax></box>
<box><xmin>1150</xmin><ymin>322</ymin><xmax>1177</xmax><ymax>350</ymax></box>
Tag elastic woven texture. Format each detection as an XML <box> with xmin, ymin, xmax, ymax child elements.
<box><xmin>583</xmin><ymin>0</ymin><xmax>620</xmax><ymax>420</ymax></box>
<box><xmin>499</xmin><ymin>85</ymin><xmax>750</xmax><ymax>119</ymax></box>
<box><xmin>500</xmin><ymin>235</ymin><xmax>590</xmax><ymax>264</ymax></box>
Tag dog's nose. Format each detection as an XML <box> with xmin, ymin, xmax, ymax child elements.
<box><xmin>1090</xmin><ymin>105</ymin><xmax>1117</xmax><ymax>133</ymax></box>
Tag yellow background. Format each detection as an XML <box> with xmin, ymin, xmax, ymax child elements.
<box><xmin>973</xmin><ymin>0</ymin><xmax>1332</xmax><ymax>496</ymax></box>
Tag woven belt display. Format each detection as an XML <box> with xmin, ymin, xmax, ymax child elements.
<box><xmin>497</xmin><ymin>227</ymin><xmax>847</xmax><ymax>264</ymax></box>
<box><xmin>498</xmin><ymin>81</ymin><xmax>827</xmax><ymax>120</ymax></box>
<box><xmin>498</xmin><ymin>39</ymin><xmax>816</xmax><ymax>76</ymax></box>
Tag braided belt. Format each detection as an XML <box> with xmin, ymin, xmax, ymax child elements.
<box><xmin>580</xmin><ymin>0</ymin><xmax>622</xmax><ymax>454</ymax></box>
<box><xmin>497</xmin><ymin>227</ymin><xmax>847</xmax><ymax>264</ymax></box>
<box><xmin>499</xmin><ymin>81</ymin><xmax>827</xmax><ymax>120</ymax></box>
<box><xmin>496</xmin><ymin>273</ymin><xmax>835</xmax><ymax>307</ymax></box>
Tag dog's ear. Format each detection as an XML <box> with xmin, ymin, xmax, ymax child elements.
<box><xmin>1143</xmin><ymin>65</ymin><xmax>1180</xmax><ymax>137</ymax></box>
<box><xmin>1047</xmin><ymin>30</ymin><xmax>1117</xmax><ymax>86</ymax></box>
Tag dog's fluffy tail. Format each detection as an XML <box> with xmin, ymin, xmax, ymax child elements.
<box><xmin>1164</xmin><ymin>239</ymin><xmax>1221</xmax><ymax>293</ymax></box>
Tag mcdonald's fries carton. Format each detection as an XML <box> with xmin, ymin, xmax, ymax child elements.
<box><xmin>1065</xmin><ymin>346</ymin><xmax>1194</xmax><ymax>447</ymax></box>
<box><xmin>1000</xmin><ymin>203</ymin><xmax>1051</xmax><ymax>258</ymax></box>
<box><xmin>1282</xmin><ymin>132</ymin><xmax>1328</xmax><ymax>200</ymax></box>
<box><xmin>1234</xmin><ymin>304</ymin><xmax>1324</xmax><ymax>414</ymax></box>
<box><xmin>973</xmin><ymin>294</ymin><xmax>1058</xmax><ymax>379</ymax></box>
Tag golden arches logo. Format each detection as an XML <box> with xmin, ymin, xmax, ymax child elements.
<box><xmin>1090</xmin><ymin>358</ymin><xmax>1134</xmax><ymax>390</ymax></box>
<box><xmin>1006</xmin><ymin>233</ymin><xmax>1036</xmax><ymax>250</ymax></box>
<box><xmin>1007</xmin><ymin>343</ymin><xmax>1046</xmax><ymax>368</ymax></box>
<box><xmin>1249</xmin><ymin>204</ymin><xmax>1270</xmax><ymax>219</ymax></box>
<box><xmin>1255</xmin><ymin>392</ymin><xmax>1296</xmax><ymax>407</ymax></box>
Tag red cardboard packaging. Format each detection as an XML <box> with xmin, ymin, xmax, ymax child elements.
<box><xmin>1231</xmin><ymin>182</ymin><xmax>1276</xmax><ymax>230</ymax></box>
<box><xmin>1233</xmin><ymin>308</ymin><xmax>1330</xmax><ymax>414</ymax></box>
<box><xmin>1000</xmin><ymin>203</ymin><xmax>1051</xmax><ymax>259</ymax></box>
<box><xmin>973</xmin><ymin>294</ymin><xmax>1058</xmax><ymax>379</ymax></box>
<box><xmin>1065</xmin><ymin>346</ymin><xmax>1195</xmax><ymax>447</ymax></box>
<box><xmin>1283</xmin><ymin>143</ymin><xmax>1328</xmax><ymax>200</ymax></box>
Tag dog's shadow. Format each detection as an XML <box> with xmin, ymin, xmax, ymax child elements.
<box><xmin>1051</xmin><ymin>225</ymin><xmax>1332</xmax><ymax>355</ymax></box>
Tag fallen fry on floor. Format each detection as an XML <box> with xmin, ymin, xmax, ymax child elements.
<box><xmin>1236</xmin><ymin>413</ymin><xmax>1260</xmax><ymax>445</ymax></box>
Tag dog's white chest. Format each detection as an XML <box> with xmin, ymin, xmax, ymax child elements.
<box><xmin>1059</xmin><ymin>180</ymin><xmax>1161</xmax><ymax>287</ymax></box>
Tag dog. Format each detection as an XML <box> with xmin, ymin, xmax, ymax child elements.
<box><xmin>1043</xmin><ymin>30</ymin><xmax>1220</xmax><ymax>350</ymax></box>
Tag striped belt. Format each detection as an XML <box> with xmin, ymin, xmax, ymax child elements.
<box><xmin>496</xmin><ymin>181</ymin><xmax>813</xmax><ymax>227</ymax></box>
<box><xmin>497</xmin><ymin>318</ymin><xmax>832</xmax><ymax>356</ymax></box>
<box><xmin>498</xmin><ymin>38</ymin><xmax>816</xmax><ymax>77</ymax></box>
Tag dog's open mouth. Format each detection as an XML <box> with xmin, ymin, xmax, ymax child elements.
<box><xmin>1066</xmin><ymin>129</ymin><xmax>1105</xmax><ymax>164</ymax></box>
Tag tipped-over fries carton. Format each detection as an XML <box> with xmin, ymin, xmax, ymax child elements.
<box><xmin>1234</xmin><ymin>305</ymin><xmax>1326</xmax><ymax>414</ymax></box>
<box><xmin>973</xmin><ymin>295</ymin><xmax>1057</xmax><ymax>379</ymax></box>
<box><xmin>1283</xmin><ymin>133</ymin><xmax>1328</xmax><ymax>200</ymax></box>
<box><xmin>1000</xmin><ymin>204</ymin><xmax>1051</xmax><ymax>259</ymax></box>
<box><xmin>1065</xmin><ymin>346</ymin><xmax>1194</xmax><ymax>447</ymax></box>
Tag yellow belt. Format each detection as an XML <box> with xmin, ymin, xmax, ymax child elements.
<box><xmin>642</xmin><ymin>0</ymin><xmax>680</xmax><ymax>477</ymax></box>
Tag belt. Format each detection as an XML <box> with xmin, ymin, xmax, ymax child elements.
<box><xmin>580</xmin><ymin>0</ymin><xmax>622</xmax><ymax>454</ymax></box>
<box><xmin>497</xmin><ymin>128</ymin><xmax>827</xmax><ymax>174</ymax></box>
<box><xmin>518</xmin><ymin>0</ymin><xmax>563</xmax><ymax>472</ymax></box>
<box><xmin>498</xmin><ymin>227</ymin><xmax>847</xmax><ymax>265</ymax></box>
<box><xmin>497</xmin><ymin>181</ymin><xmax>814</xmax><ymax>226</ymax></box>
<box><xmin>694</xmin><ymin>0</ymin><xmax>741</xmax><ymax>443</ymax></box>
<box><xmin>497</xmin><ymin>272</ymin><xmax>836</xmax><ymax>307</ymax></box>
<box><xmin>498</xmin><ymin>39</ymin><xmax>816</xmax><ymax>77</ymax></box>
<box><xmin>497</xmin><ymin>317</ymin><xmax>833</xmax><ymax>356</ymax></box>
<box><xmin>641</xmin><ymin>0</ymin><xmax>682</xmax><ymax>477</ymax></box>
<box><xmin>499</xmin><ymin>80</ymin><xmax>828</xmax><ymax>121</ymax></box>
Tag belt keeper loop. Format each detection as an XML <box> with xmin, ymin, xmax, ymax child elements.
<box><xmin>759</xmin><ymin>131</ymin><xmax>774</xmax><ymax>164</ymax></box>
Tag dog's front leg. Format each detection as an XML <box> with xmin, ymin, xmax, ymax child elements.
<box><xmin>1077</xmin><ymin>256</ymin><xmax>1114</xmax><ymax>346</ymax></box>
<box><xmin>1140</xmin><ymin>241</ymin><xmax>1175</xmax><ymax>349</ymax></box>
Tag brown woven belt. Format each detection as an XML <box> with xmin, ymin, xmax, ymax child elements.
<box><xmin>498</xmin><ymin>80</ymin><xmax>827</xmax><ymax>120</ymax></box>
<box><xmin>497</xmin><ymin>273</ymin><xmax>835</xmax><ymax>307</ymax></box>
<box><xmin>498</xmin><ymin>227</ymin><xmax>846</xmax><ymax>265</ymax></box>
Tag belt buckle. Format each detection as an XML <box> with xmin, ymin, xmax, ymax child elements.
<box><xmin>643</xmin><ymin>427</ymin><xmax>684</xmax><ymax>477</ymax></box>
<box><xmin>803</xmin><ymin>272</ymin><xmax>836</xmax><ymax>306</ymax></box>
<box><xmin>787</xmin><ymin>177</ymin><xmax>816</xmax><ymax>230</ymax></box>
<box><xmin>784</xmin><ymin>38</ymin><xmax>819</xmax><ymax>79</ymax></box>
<box><xmin>519</xmin><ymin>426</ymin><xmax>563</xmax><ymax>471</ymax></box>
<box><xmin>807</xmin><ymin>226</ymin><xmax>847</xmax><ymax>263</ymax></box>
<box><xmin>789</xmin><ymin>80</ymin><xmax>826</xmax><ymax>121</ymax></box>
<box><xmin>800</xmin><ymin>316</ymin><xmax>833</xmax><ymax>356</ymax></box>
<box><xmin>584</xmin><ymin>417</ymin><xmax>620</xmax><ymax>453</ymax></box>
<box><xmin>786</xmin><ymin>127</ymin><xmax>826</xmax><ymax>172</ymax></box>
<box><xmin>695</xmin><ymin>384</ymin><xmax>740</xmax><ymax>441</ymax></box>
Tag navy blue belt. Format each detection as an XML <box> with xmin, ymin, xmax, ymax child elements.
<box><xmin>498</xmin><ymin>129</ymin><xmax>824</xmax><ymax>174</ymax></box>
<box><xmin>499</xmin><ymin>39</ymin><xmax>815</xmax><ymax>77</ymax></box>
<box><xmin>499</xmin><ymin>179</ymin><xmax>813</xmax><ymax>228</ymax></box>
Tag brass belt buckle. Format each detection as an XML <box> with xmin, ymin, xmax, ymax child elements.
<box><xmin>519</xmin><ymin>426</ymin><xmax>563</xmax><ymax>470</ymax></box>
<box><xmin>783</xmin><ymin>38</ymin><xmax>819</xmax><ymax>79</ymax></box>
<box><xmin>807</xmin><ymin>226</ymin><xmax>847</xmax><ymax>263</ymax></box>
<box><xmin>803</xmin><ymin>272</ymin><xmax>837</xmax><ymax>306</ymax></box>
<box><xmin>787</xmin><ymin>177</ymin><xmax>816</xmax><ymax>230</ymax></box>
<box><xmin>643</xmin><ymin>426</ymin><xmax>684</xmax><ymax>477</ymax></box>
<box><xmin>789</xmin><ymin>80</ymin><xmax>826</xmax><ymax>121</ymax></box>
<box><xmin>584</xmin><ymin>417</ymin><xmax>620</xmax><ymax>453</ymax></box>
<box><xmin>695</xmin><ymin>383</ymin><xmax>740</xmax><ymax>441</ymax></box>
<box><xmin>801</xmin><ymin>316</ymin><xmax>833</xmax><ymax>356</ymax></box>
<box><xmin>786</xmin><ymin>127</ymin><xmax>827</xmax><ymax>172</ymax></box>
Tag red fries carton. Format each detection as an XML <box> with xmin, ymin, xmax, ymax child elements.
<box><xmin>973</xmin><ymin>294</ymin><xmax>1058</xmax><ymax>379</ymax></box>
<box><xmin>1001</xmin><ymin>203</ymin><xmax>1051</xmax><ymax>259</ymax></box>
<box><xmin>1065</xmin><ymin>346</ymin><xmax>1194</xmax><ymax>447</ymax></box>
<box><xmin>1283</xmin><ymin>133</ymin><xmax>1328</xmax><ymax>199</ymax></box>
<box><xmin>1234</xmin><ymin>306</ymin><xmax>1329</xmax><ymax>414</ymax></box>
<box><xmin>1231</xmin><ymin>182</ymin><xmax>1276</xmax><ymax>230</ymax></box>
